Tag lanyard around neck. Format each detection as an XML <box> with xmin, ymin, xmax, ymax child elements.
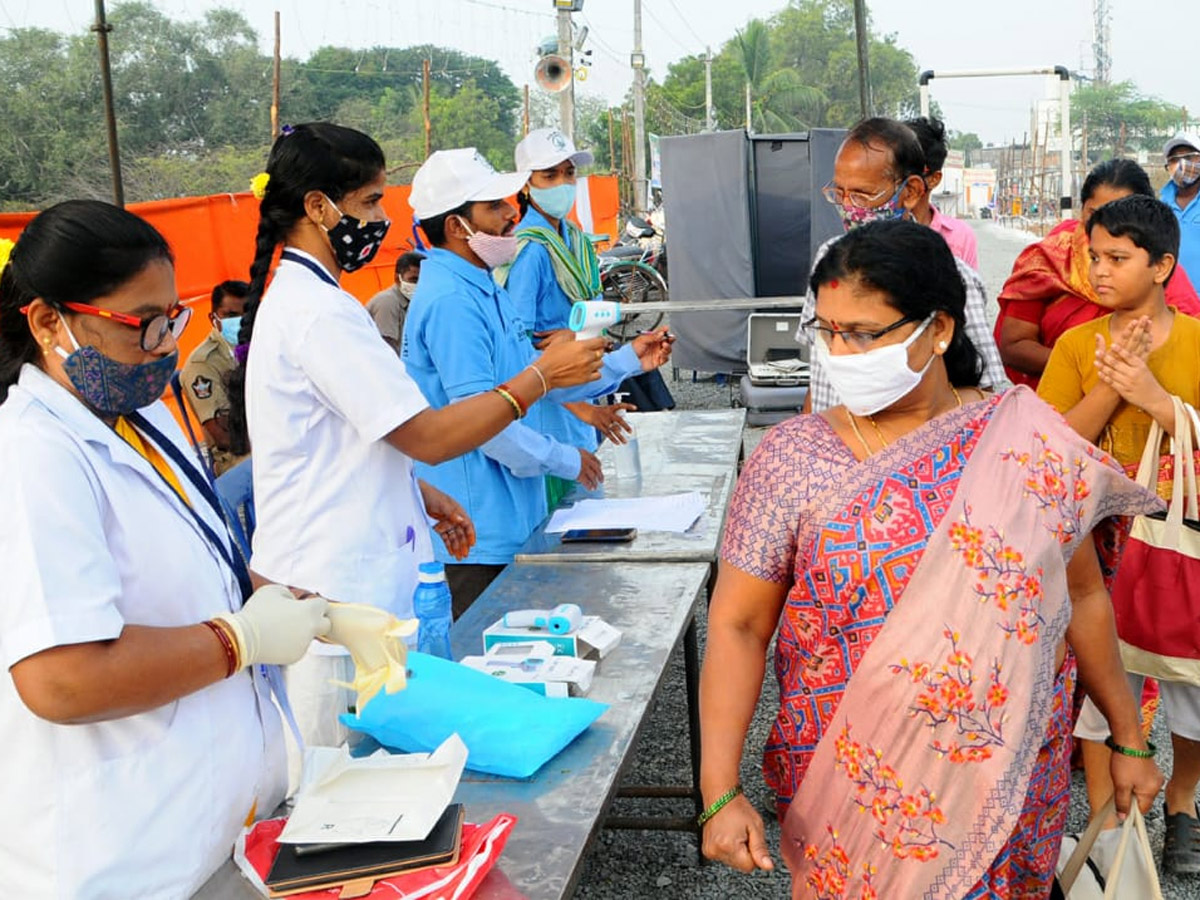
<box><xmin>125</xmin><ymin>412</ymin><xmax>254</xmax><ymax>603</ymax></box>
<box><xmin>280</xmin><ymin>249</ymin><xmax>340</xmax><ymax>288</ymax></box>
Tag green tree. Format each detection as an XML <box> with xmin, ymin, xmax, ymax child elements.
<box><xmin>733</xmin><ymin>19</ymin><xmax>826</xmax><ymax>132</ymax></box>
<box><xmin>1072</xmin><ymin>81</ymin><xmax>1183</xmax><ymax>159</ymax></box>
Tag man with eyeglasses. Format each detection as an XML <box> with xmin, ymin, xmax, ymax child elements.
<box><xmin>1162</xmin><ymin>133</ymin><xmax>1200</xmax><ymax>288</ymax></box>
<box><xmin>798</xmin><ymin>117</ymin><xmax>1005</xmax><ymax>413</ymax></box>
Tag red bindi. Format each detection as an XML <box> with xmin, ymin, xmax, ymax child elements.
<box><xmin>829</xmin><ymin>279</ymin><xmax>839</xmax><ymax>288</ymax></box>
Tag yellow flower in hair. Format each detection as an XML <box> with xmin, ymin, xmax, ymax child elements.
<box><xmin>250</xmin><ymin>172</ymin><xmax>270</xmax><ymax>200</ymax></box>
<box><xmin>0</xmin><ymin>238</ymin><xmax>13</xmax><ymax>273</ymax></box>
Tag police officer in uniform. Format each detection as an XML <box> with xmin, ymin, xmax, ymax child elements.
<box><xmin>181</xmin><ymin>280</ymin><xmax>249</xmax><ymax>475</ymax></box>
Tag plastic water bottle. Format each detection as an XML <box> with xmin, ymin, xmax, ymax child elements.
<box><xmin>610</xmin><ymin>393</ymin><xmax>642</xmax><ymax>482</ymax></box>
<box><xmin>413</xmin><ymin>562</ymin><xmax>453</xmax><ymax>659</ymax></box>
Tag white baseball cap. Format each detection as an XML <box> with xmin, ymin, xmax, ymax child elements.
<box><xmin>515</xmin><ymin>127</ymin><xmax>595</xmax><ymax>173</ymax></box>
<box><xmin>1164</xmin><ymin>132</ymin><xmax>1200</xmax><ymax>158</ymax></box>
<box><xmin>409</xmin><ymin>148</ymin><xmax>530</xmax><ymax>220</ymax></box>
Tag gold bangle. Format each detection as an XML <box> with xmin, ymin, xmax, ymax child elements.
<box><xmin>525</xmin><ymin>363</ymin><xmax>549</xmax><ymax>398</ymax></box>
<box><xmin>202</xmin><ymin>619</ymin><xmax>241</xmax><ymax>678</ymax></box>
<box><xmin>493</xmin><ymin>386</ymin><xmax>523</xmax><ymax>420</ymax></box>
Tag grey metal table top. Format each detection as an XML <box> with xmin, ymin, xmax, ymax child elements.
<box><xmin>597</xmin><ymin>408</ymin><xmax>746</xmax><ymax>474</ymax></box>
<box><xmin>194</xmin><ymin>561</ymin><xmax>709</xmax><ymax>900</ymax></box>
<box><xmin>513</xmin><ymin>470</ymin><xmax>734</xmax><ymax>564</ymax></box>
<box><xmin>450</xmin><ymin>562</ymin><xmax>710</xmax><ymax>900</ymax></box>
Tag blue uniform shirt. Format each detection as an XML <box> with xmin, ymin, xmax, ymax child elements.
<box><xmin>503</xmin><ymin>205</ymin><xmax>604</xmax><ymax>451</ymax></box>
<box><xmin>1161</xmin><ymin>180</ymin><xmax>1200</xmax><ymax>286</ymax></box>
<box><xmin>403</xmin><ymin>247</ymin><xmax>639</xmax><ymax>564</ymax></box>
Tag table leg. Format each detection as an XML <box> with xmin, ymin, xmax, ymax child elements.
<box><xmin>683</xmin><ymin>612</ymin><xmax>704</xmax><ymax>865</ymax></box>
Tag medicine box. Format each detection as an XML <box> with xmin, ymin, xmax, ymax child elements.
<box><xmin>460</xmin><ymin>641</ymin><xmax>596</xmax><ymax>697</ymax></box>
<box><xmin>482</xmin><ymin>615</ymin><xmax>621</xmax><ymax>660</ymax></box>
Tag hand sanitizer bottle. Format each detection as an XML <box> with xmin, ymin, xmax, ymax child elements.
<box><xmin>610</xmin><ymin>393</ymin><xmax>642</xmax><ymax>482</ymax></box>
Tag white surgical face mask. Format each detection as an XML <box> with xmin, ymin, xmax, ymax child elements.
<box><xmin>398</xmin><ymin>279</ymin><xmax>418</xmax><ymax>300</ymax></box>
<box><xmin>814</xmin><ymin>312</ymin><xmax>937</xmax><ymax>416</ymax></box>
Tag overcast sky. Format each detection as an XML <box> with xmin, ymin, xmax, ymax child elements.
<box><xmin>5</xmin><ymin>0</ymin><xmax>1195</xmax><ymax>145</ymax></box>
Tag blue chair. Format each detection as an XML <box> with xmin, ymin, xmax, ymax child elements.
<box><xmin>215</xmin><ymin>457</ymin><xmax>255</xmax><ymax>560</ymax></box>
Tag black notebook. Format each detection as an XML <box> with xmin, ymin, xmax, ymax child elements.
<box><xmin>265</xmin><ymin>803</ymin><xmax>464</xmax><ymax>897</ymax></box>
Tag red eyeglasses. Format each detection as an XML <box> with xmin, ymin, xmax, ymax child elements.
<box><xmin>59</xmin><ymin>301</ymin><xmax>192</xmax><ymax>351</ymax></box>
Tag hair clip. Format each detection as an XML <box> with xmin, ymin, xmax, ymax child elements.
<box><xmin>280</xmin><ymin>124</ymin><xmax>295</xmax><ymax>137</ymax></box>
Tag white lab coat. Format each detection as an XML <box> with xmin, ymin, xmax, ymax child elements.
<box><xmin>0</xmin><ymin>365</ymin><xmax>286</xmax><ymax>899</ymax></box>
<box><xmin>246</xmin><ymin>249</ymin><xmax>434</xmax><ymax>615</ymax></box>
<box><xmin>246</xmin><ymin>249</ymin><xmax>435</xmax><ymax>764</ymax></box>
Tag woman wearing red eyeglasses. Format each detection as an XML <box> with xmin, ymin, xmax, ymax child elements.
<box><xmin>0</xmin><ymin>200</ymin><xmax>333</xmax><ymax>896</ymax></box>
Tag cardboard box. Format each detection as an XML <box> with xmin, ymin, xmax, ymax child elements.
<box><xmin>482</xmin><ymin>615</ymin><xmax>621</xmax><ymax>660</ymax></box>
<box><xmin>460</xmin><ymin>641</ymin><xmax>596</xmax><ymax>697</ymax></box>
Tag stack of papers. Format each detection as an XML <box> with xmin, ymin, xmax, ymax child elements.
<box><xmin>545</xmin><ymin>492</ymin><xmax>706</xmax><ymax>534</ymax></box>
<box><xmin>279</xmin><ymin>734</ymin><xmax>467</xmax><ymax>844</ymax></box>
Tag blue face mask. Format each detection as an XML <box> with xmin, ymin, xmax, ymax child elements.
<box><xmin>218</xmin><ymin>315</ymin><xmax>243</xmax><ymax>345</ymax></box>
<box><xmin>56</xmin><ymin>317</ymin><xmax>177</xmax><ymax>417</ymax></box>
<box><xmin>530</xmin><ymin>183</ymin><xmax>577</xmax><ymax>220</ymax></box>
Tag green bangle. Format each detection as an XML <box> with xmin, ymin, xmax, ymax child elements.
<box><xmin>1105</xmin><ymin>735</ymin><xmax>1157</xmax><ymax>758</ymax></box>
<box><xmin>697</xmin><ymin>784</ymin><xmax>743</xmax><ymax>828</ymax></box>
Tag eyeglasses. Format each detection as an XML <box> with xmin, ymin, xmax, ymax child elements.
<box><xmin>821</xmin><ymin>181</ymin><xmax>901</xmax><ymax>209</ymax></box>
<box><xmin>61</xmin><ymin>301</ymin><xmax>192</xmax><ymax>351</ymax></box>
<box><xmin>802</xmin><ymin>315</ymin><xmax>919</xmax><ymax>351</ymax></box>
<box><xmin>1166</xmin><ymin>152</ymin><xmax>1200</xmax><ymax>171</ymax></box>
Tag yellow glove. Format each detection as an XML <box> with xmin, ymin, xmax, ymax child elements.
<box><xmin>322</xmin><ymin>603</ymin><xmax>418</xmax><ymax>710</ymax></box>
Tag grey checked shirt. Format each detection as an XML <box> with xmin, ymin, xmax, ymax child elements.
<box><xmin>797</xmin><ymin>236</ymin><xmax>1007</xmax><ymax>412</ymax></box>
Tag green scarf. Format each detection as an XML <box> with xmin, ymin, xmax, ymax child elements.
<box><xmin>495</xmin><ymin>220</ymin><xmax>601</xmax><ymax>303</ymax></box>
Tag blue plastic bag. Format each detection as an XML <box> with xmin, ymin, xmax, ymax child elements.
<box><xmin>340</xmin><ymin>652</ymin><xmax>608</xmax><ymax>778</ymax></box>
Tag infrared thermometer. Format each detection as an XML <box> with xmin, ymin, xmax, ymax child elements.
<box><xmin>568</xmin><ymin>300</ymin><xmax>624</xmax><ymax>340</ymax></box>
<box><xmin>503</xmin><ymin>603</ymin><xmax>584</xmax><ymax>635</ymax></box>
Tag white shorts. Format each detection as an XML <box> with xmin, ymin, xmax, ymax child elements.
<box><xmin>1074</xmin><ymin>673</ymin><xmax>1200</xmax><ymax>743</ymax></box>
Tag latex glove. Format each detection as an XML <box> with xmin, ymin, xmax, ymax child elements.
<box><xmin>216</xmin><ymin>584</ymin><xmax>331</xmax><ymax>667</ymax></box>
<box><xmin>323</xmin><ymin>602</ymin><xmax>418</xmax><ymax>710</ymax></box>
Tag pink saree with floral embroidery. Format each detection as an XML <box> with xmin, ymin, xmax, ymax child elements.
<box><xmin>721</xmin><ymin>387</ymin><xmax>1160</xmax><ymax>899</ymax></box>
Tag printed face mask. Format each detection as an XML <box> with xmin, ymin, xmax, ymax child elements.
<box><xmin>218</xmin><ymin>315</ymin><xmax>243</xmax><ymax>345</ymax></box>
<box><xmin>814</xmin><ymin>313</ymin><xmax>936</xmax><ymax>416</ymax></box>
<box><xmin>456</xmin><ymin>216</ymin><xmax>519</xmax><ymax>268</ymax></box>
<box><xmin>836</xmin><ymin>186</ymin><xmax>907</xmax><ymax>231</ymax></box>
<box><xmin>56</xmin><ymin>315</ymin><xmax>177</xmax><ymax>417</ymax></box>
<box><xmin>530</xmin><ymin>183</ymin><xmax>577</xmax><ymax>220</ymax></box>
<box><xmin>322</xmin><ymin>196</ymin><xmax>390</xmax><ymax>273</ymax></box>
<box><xmin>1172</xmin><ymin>157</ymin><xmax>1200</xmax><ymax>189</ymax></box>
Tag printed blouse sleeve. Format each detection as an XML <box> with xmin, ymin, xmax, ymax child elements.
<box><xmin>720</xmin><ymin>421</ymin><xmax>808</xmax><ymax>583</ymax></box>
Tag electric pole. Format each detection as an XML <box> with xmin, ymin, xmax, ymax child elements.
<box><xmin>632</xmin><ymin>0</ymin><xmax>648</xmax><ymax>213</ymax></box>
<box><xmin>556</xmin><ymin>4</ymin><xmax>575</xmax><ymax>141</ymax></box>
<box><xmin>704</xmin><ymin>46</ymin><xmax>714</xmax><ymax>132</ymax></box>
<box><xmin>271</xmin><ymin>10</ymin><xmax>281</xmax><ymax>140</ymax></box>
<box><xmin>852</xmin><ymin>0</ymin><xmax>871</xmax><ymax>118</ymax></box>
<box><xmin>92</xmin><ymin>0</ymin><xmax>124</xmax><ymax>207</ymax></box>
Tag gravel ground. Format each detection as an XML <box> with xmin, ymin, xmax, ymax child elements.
<box><xmin>571</xmin><ymin>220</ymin><xmax>1200</xmax><ymax>898</ymax></box>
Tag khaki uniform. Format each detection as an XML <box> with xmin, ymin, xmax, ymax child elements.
<box><xmin>365</xmin><ymin>283</ymin><xmax>409</xmax><ymax>353</ymax></box>
<box><xmin>180</xmin><ymin>329</ymin><xmax>247</xmax><ymax>476</ymax></box>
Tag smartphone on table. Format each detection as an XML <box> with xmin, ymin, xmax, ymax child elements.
<box><xmin>560</xmin><ymin>527</ymin><xmax>638</xmax><ymax>543</ymax></box>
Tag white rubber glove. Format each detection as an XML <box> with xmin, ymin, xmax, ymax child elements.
<box><xmin>216</xmin><ymin>584</ymin><xmax>332</xmax><ymax>667</ymax></box>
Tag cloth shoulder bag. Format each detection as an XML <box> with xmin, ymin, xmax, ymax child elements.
<box><xmin>1111</xmin><ymin>395</ymin><xmax>1200</xmax><ymax>686</ymax></box>
<box><xmin>1054</xmin><ymin>798</ymin><xmax>1163</xmax><ymax>899</ymax></box>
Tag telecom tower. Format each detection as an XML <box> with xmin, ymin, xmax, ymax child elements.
<box><xmin>1092</xmin><ymin>0</ymin><xmax>1111</xmax><ymax>85</ymax></box>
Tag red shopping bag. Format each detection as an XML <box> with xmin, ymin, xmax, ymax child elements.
<box><xmin>236</xmin><ymin>813</ymin><xmax>516</xmax><ymax>900</ymax></box>
<box><xmin>1111</xmin><ymin>396</ymin><xmax>1200</xmax><ymax>686</ymax></box>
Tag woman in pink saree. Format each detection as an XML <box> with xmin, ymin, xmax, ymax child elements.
<box><xmin>699</xmin><ymin>221</ymin><xmax>1164</xmax><ymax>898</ymax></box>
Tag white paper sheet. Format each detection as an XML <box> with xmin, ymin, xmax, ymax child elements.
<box><xmin>545</xmin><ymin>492</ymin><xmax>706</xmax><ymax>534</ymax></box>
<box><xmin>278</xmin><ymin>733</ymin><xmax>467</xmax><ymax>844</ymax></box>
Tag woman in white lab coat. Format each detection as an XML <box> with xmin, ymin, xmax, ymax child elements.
<box><xmin>225</xmin><ymin>125</ymin><xmax>605</xmax><ymax>749</ymax></box>
<box><xmin>0</xmin><ymin>200</ymin><xmax>333</xmax><ymax>898</ymax></box>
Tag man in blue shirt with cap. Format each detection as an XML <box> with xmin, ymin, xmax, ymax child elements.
<box><xmin>1162</xmin><ymin>132</ymin><xmax>1200</xmax><ymax>282</ymax></box>
<box><xmin>403</xmin><ymin>148</ymin><xmax>673</xmax><ymax>613</ymax></box>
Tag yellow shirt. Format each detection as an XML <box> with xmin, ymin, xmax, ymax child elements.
<box><xmin>1037</xmin><ymin>310</ymin><xmax>1200</xmax><ymax>468</ymax></box>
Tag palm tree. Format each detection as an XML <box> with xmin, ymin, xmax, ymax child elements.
<box><xmin>733</xmin><ymin>19</ymin><xmax>825</xmax><ymax>134</ymax></box>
